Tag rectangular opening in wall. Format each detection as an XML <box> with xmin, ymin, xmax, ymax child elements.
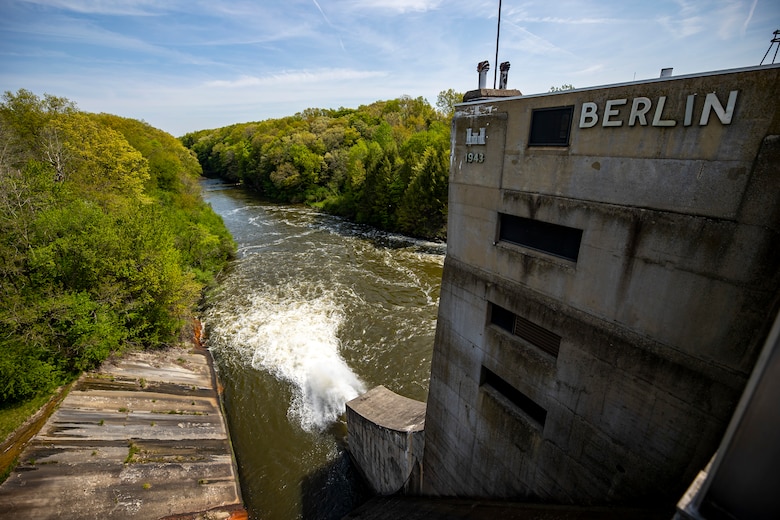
<box><xmin>529</xmin><ymin>106</ymin><xmax>574</xmax><ymax>146</ymax></box>
<box><xmin>489</xmin><ymin>303</ymin><xmax>515</xmax><ymax>334</ymax></box>
<box><xmin>481</xmin><ymin>366</ymin><xmax>547</xmax><ymax>427</ymax></box>
<box><xmin>489</xmin><ymin>303</ymin><xmax>561</xmax><ymax>358</ymax></box>
<box><xmin>499</xmin><ymin>213</ymin><xmax>583</xmax><ymax>262</ymax></box>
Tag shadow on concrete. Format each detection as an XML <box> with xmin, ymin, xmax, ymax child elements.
<box><xmin>344</xmin><ymin>497</ymin><xmax>674</xmax><ymax>520</ymax></box>
<box><xmin>300</xmin><ymin>447</ymin><xmax>372</xmax><ymax>520</ymax></box>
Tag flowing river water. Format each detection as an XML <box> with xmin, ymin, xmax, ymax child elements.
<box><xmin>200</xmin><ymin>180</ymin><xmax>445</xmax><ymax>519</ymax></box>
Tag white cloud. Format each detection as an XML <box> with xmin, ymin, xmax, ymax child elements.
<box><xmin>712</xmin><ymin>0</ymin><xmax>760</xmax><ymax>39</ymax></box>
<box><xmin>5</xmin><ymin>14</ymin><xmax>213</xmax><ymax>67</ymax></box>
<box><xmin>204</xmin><ymin>69</ymin><xmax>388</xmax><ymax>89</ymax></box>
<box><xmin>501</xmin><ymin>22</ymin><xmax>572</xmax><ymax>56</ymax></box>
<box><xmin>2</xmin><ymin>0</ymin><xmax>770</xmax><ymax>135</ymax></box>
<box><xmin>344</xmin><ymin>0</ymin><xmax>443</xmax><ymax>14</ymax></box>
<box><xmin>571</xmin><ymin>63</ymin><xmax>606</xmax><ymax>76</ymax></box>
<box><xmin>657</xmin><ymin>14</ymin><xmax>705</xmax><ymax>38</ymax></box>
<box><xmin>19</xmin><ymin>0</ymin><xmax>164</xmax><ymax>15</ymax></box>
<box><xmin>506</xmin><ymin>12</ymin><xmax>622</xmax><ymax>25</ymax></box>
<box><xmin>656</xmin><ymin>0</ymin><xmax>708</xmax><ymax>38</ymax></box>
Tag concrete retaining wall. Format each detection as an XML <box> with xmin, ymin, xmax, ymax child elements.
<box><xmin>346</xmin><ymin>386</ymin><xmax>426</xmax><ymax>495</ymax></box>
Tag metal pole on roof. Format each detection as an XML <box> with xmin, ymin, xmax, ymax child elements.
<box><xmin>760</xmin><ymin>29</ymin><xmax>780</xmax><ymax>65</ymax></box>
<box><xmin>494</xmin><ymin>0</ymin><xmax>502</xmax><ymax>89</ymax></box>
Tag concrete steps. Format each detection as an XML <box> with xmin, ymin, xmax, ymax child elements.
<box><xmin>0</xmin><ymin>346</ymin><xmax>245</xmax><ymax>519</ymax></box>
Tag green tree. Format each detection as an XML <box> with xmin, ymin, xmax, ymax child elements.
<box><xmin>180</xmin><ymin>94</ymin><xmax>453</xmax><ymax>240</ymax></box>
<box><xmin>0</xmin><ymin>90</ymin><xmax>235</xmax><ymax>404</ymax></box>
<box><xmin>396</xmin><ymin>146</ymin><xmax>449</xmax><ymax>239</ymax></box>
<box><xmin>436</xmin><ymin>89</ymin><xmax>464</xmax><ymax>117</ymax></box>
<box><xmin>51</xmin><ymin>112</ymin><xmax>151</xmax><ymax>209</ymax></box>
<box><xmin>357</xmin><ymin>152</ymin><xmax>393</xmax><ymax>228</ymax></box>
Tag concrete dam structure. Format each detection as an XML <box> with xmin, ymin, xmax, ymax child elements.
<box><xmin>347</xmin><ymin>63</ymin><xmax>780</xmax><ymax>516</ymax></box>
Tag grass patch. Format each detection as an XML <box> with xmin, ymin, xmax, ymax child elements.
<box><xmin>1</xmin><ymin>386</ymin><xmax>70</xmax><ymax>484</ymax></box>
<box><xmin>0</xmin><ymin>457</ymin><xmax>18</xmax><ymax>484</ymax></box>
<box><xmin>155</xmin><ymin>409</ymin><xmax>206</xmax><ymax>416</ymax></box>
<box><xmin>0</xmin><ymin>393</ymin><xmax>54</xmax><ymax>443</ymax></box>
<box><xmin>125</xmin><ymin>442</ymin><xmax>140</xmax><ymax>464</ymax></box>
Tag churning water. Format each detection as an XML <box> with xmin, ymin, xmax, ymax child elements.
<box><xmin>201</xmin><ymin>180</ymin><xmax>444</xmax><ymax>519</ymax></box>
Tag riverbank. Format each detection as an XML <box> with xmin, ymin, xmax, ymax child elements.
<box><xmin>0</xmin><ymin>339</ymin><xmax>245</xmax><ymax>519</ymax></box>
<box><xmin>0</xmin><ymin>383</ymin><xmax>72</xmax><ymax>481</ymax></box>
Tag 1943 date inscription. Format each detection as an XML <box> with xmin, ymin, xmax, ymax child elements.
<box><xmin>466</xmin><ymin>152</ymin><xmax>485</xmax><ymax>163</ymax></box>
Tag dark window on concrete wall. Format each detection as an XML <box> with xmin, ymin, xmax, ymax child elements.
<box><xmin>481</xmin><ymin>366</ymin><xmax>547</xmax><ymax>427</ymax></box>
<box><xmin>490</xmin><ymin>303</ymin><xmax>516</xmax><ymax>333</ymax></box>
<box><xmin>529</xmin><ymin>106</ymin><xmax>574</xmax><ymax>146</ymax></box>
<box><xmin>499</xmin><ymin>213</ymin><xmax>583</xmax><ymax>262</ymax></box>
<box><xmin>490</xmin><ymin>302</ymin><xmax>561</xmax><ymax>358</ymax></box>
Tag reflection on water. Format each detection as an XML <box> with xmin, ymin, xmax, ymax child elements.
<box><xmin>201</xmin><ymin>180</ymin><xmax>443</xmax><ymax>519</ymax></box>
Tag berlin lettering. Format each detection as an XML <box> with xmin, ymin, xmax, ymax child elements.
<box><xmin>579</xmin><ymin>90</ymin><xmax>738</xmax><ymax>128</ymax></box>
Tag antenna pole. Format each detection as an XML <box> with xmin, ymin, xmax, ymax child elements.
<box><xmin>760</xmin><ymin>29</ymin><xmax>780</xmax><ymax>65</ymax></box>
<box><xmin>494</xmin><ymin>0</ymin><xmax>502</xmax><ymax>89</ymax></box>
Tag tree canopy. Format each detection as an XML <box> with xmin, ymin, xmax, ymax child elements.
<box><xmin>181</xmin><ymin>92</ymin><xmax>459</xmax><ymax>241</ymax></box>
<box><xmin>436</xmin><ymin>89</ymin><xmax>463</xmax><ymax>117</ymax></box>
<box><xmin>0</xmin><ymin>89</ymin><xmax>235</xmax><ymax>404</ymax></box>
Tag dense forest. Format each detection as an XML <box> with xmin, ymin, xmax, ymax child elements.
<box><xmin>181</xmin><ymin>90</ymin><xmax>462</xmax><ymax>241</ymax></box>
<box><xmin>0</xmin><ymin>90</ymin><xmax>235</xmax><ymax>405</ymax></box>
<box><xmin>0</xmin><ymin>88</ymin><xmax>462</xmax><ymax>405</ymax></box>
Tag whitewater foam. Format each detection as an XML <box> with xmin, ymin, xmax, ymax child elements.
<box><xmin>208</xmin><ymin>284</ymin><xmax>366</xmax><ymax>433</ymax></box>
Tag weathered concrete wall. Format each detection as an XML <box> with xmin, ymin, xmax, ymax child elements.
<box><xmin>423</xmin><ymin>65</ymin><xmax>780</xmax><ymax>504</ymax></box>
<box><xmin>347</xmin><ymin>386</ymin><xmax>426</xmax><ymax>495</ymax></box>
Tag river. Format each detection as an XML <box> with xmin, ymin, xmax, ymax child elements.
<box><xmin>200</xmin><ymin>180</ymin><xmax>444</xmax><ymax>519</ymax></box>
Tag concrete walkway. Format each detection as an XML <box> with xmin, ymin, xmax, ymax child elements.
<box><xmin>0</xmin><ymin>344</ymin><xmax>245</xmax><ymax>519</ymax></box>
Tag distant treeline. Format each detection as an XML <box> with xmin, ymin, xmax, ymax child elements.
<box><xmin>0</xmin><ymin>89</ymin><xmax>235</xmax><ymax>404</ymax></box>
<box><xmin>181</xmin><ymin>90</ymin><xmax>462</xmax><ymax>241</ymax></box>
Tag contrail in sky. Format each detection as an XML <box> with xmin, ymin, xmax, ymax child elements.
<box><xmin>312</xmin><ymin>0</ymin><xmax>333</xmax><ymax>27</ymax></box>
<box><xmin>311</xmin><ymin>0</ymin><xmax>345</xmax><ymax>51</ymax></box>
<box><xmin>743</xmin><ymin>0</ymin><xmax>757</xmax><ymax>34</ymax></box>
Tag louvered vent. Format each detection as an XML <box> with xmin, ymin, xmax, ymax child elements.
<box><xmin>490</xmin><ymin>302</ymin><xmax>561</xmax><ymax>358</ymax></box>
<box><xmin>513</xmin><ymin>315</ymin><xmax>561</xmax><ymax>358</ymax></box>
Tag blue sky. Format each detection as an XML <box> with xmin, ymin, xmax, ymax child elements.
<box><xmin>1</xmin><ymin>0</ymin><xmax>778</xmax><ymax>135</ymax></box>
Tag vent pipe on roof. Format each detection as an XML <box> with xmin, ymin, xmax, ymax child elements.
<box><xmin>477</xmin><ymin>61</ymin><xmax>490</xmax><ymax>89</ymax></box>
<box><xmin>499</xmin><ymin>61</ymin><xmax>510</xmax><ymax>89</ymax></box>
